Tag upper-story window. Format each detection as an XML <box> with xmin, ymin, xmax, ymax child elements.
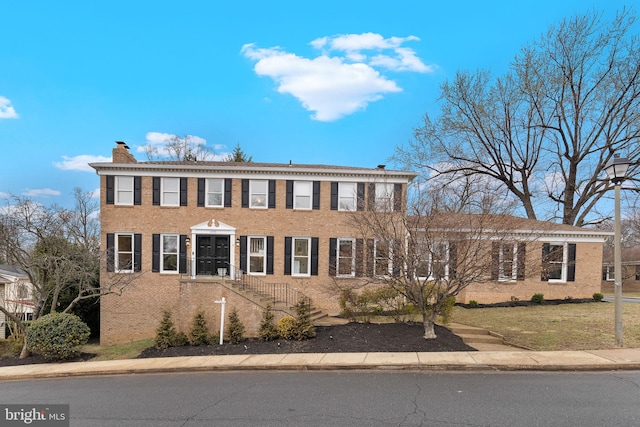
<box><xmin>161</xmin><ymin>178</ymin><xmax>180</xmax><ymax>206</ymax></box>
<box><xmin>206</xmin><ymin>178</ymin><xmax>224</xmax><ymax>207</ymax></box>
<box><xmin>338</xmin><ymin>183</ymin><xmax>357</xmax><ymax>211</ymax></box>
<box><xmin>375</xmin><ymin>183</ymin><xmax>394</xmax><ymax>211</ymax></box>
<box><xmin>294</xmin><ymin>181</ymin><xmax>312</xmax><ymax>210</ymax></box>
<box><xmin>116</xmin><ymin>176</ymin><xmax>134</xmax><ymax>205</ymax></box>
<box><xmin>250</xmin><ymin>180</ymin><xmax>268</xmax><ymax>208</ymax></box>
<box><xmin>161</xmin><ymin>234</ymin><xmax>179</xmax><ymax>273</ymax></box>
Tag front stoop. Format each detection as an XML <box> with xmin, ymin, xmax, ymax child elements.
<box><xmin>446</xmin><ymin>323</ymin><xmax>524</xmax><ymax>351</ymax></box>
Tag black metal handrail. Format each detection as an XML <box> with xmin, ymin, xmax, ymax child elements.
<box><xmin>181</xmin><ymin>258</ymin><xmax>309</xmax><ymax>308</ymax></box>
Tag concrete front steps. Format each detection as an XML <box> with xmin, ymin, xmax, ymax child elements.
<box><xmin>447</xmin><ymin>323</ymin><xmax>525</xmax><ymax>351</ymax></box>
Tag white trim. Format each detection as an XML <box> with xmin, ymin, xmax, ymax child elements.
<box><xmin>294</xmin><ymin>181</ymin><xmax>312</xmax><ymax>210</ymax></box>
<box><xmin>188</xmin><ymin>220</ymin><xmax>237</xmax><ymax>279</ymax></box>
<box><xmin>247</xmin><ymin>236</ymin><xmax>267</xmax><ymax>275</ymax></box>
<box><xmin>205</xmin><ymin>178</ymin><xmax>224</xmax><ymax>208</ymax></box>
<box><xmin>115</xmin><ymin>176</ymin><xmax>134</xmax><ymax>205</ymax></box>
<box><xmin>336</xmin><ymin>237</ymin><xmax>356</xmax><ymax>277</ymax></box>
<box><xmin>115</xmin><ymin>232</ymin><xmax>134</xmax><ymax>273</ymax></box>
<box><xmin>292</xmin><ymin>237</ymin><xmax>311</xmax><ymax>277</ymax></box>
<box><xmin>160</xmin><ymin>233</ymin><xmax>179</xmax><ymax>274</ymax></box>
<box><xmin>161</xmin><ymin>177</ymin><xmax>180</xmax><ymax>207</ymax></box>
<box><xmin>249</xmin><ymin>180</ymin><xmax>268</xmax><ymax>209</ymax></box>
<box><xmin>338</xmin><ymin>182</ymin><xmax>357</xmax><ymax>212</ymax></box>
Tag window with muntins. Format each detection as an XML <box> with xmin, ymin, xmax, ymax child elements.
<box><xmin>374</xmin><ymin>240</ymin><xmax>391</xmax><ymax>277</ymax></box>
<box><xmin>338</xmin><ymin>182</ymin><xmax>357</xmax><ymax>211</ymax></box>
<box><xmin>116</xmin><ymin>233</ymin><xmax>134</xmax><ymax>272</ymax></box>
<box><xmin>161</xmin><ymin>234</ymin><xmax>179</xmax><ymax>273</ymax></box>
<box><xmin>294</xmin><ymin>181</ymin><xmax>312</xmax><ymax>210</ymax></box>
<box><xmin>498</xmin><ymin>243</ymin><xmax>517</xmax><ymax>281</ymax></box>
<box><xmin>545</xmin><ymin>244</ymin><xmax>565</xmax><ymax>281</ymax></box>
<box><xmin>250</xmin><ymin>180</ymin><xmax>268</xmax><ymax>208</ymax></box>
<box><xmin>161</xmin><ymin>178</ymin><xmax>180</xmax><ymax>206</ymax></box>
<box><xmin>605</xmin><ymin>265</ymin><xmax>615</xmax><ymax>281</ymax></box>
<box><xmin>116</xmin><ymin>176</ymin><xmax>134</xmax><ymax>205</ymax></box>
<box><xmin>375</xmin><ymin>183</ymin><xmax>394</xmax><ymax>211</ymax></box>
<box><xmin>337</xmin><ymin>238</ymin><xmax>355</xmax><ymax>276</ymax></box>
<box><xmin>206</xmin><ymin>178</ymin><xmax>224</xmax><ymax>207</ymax></box>
<box><xmin>248</xmin><ymin>236</ymin><xmax>266</xmax><ymax>274</ymax></box>
<box><xmin>293</xmin><ymin>237</ymin><xmax>310</xmax><ymax>276</ymax></box>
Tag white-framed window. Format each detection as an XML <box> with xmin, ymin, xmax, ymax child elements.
<box><xmin>429</xmin><ymin>241</ymin><xmax>449</xmax><ymax>280</ymax></box>
<box><xmin>338</xmin><ymin>182</ymin><xmax>357</xmax><ymax>211</ymax></box>
<box><xmin>337</xmin><ymin>238</ymin><xmax>356</xmax><ymax>277</ymax></box>
<box><xmin>116</xmin><ymin>233</ymin><xmax>134</xmax><ymax>272</ymax></box>
<box><xmin>294</xmin><ymin>181</ymin><xmax>312</xmax><ymax>210</ymax></box>
<box><xmin>248</xmin><ymin>236</ymin><xmax>267</xmax><ymax>275</ymax></box>
<box><xmin>250</xmin><ymin>180</ymin><xmax>268</xmax><ymax>208</ymax></box>
<box><xmin>374</xmin><ymin>239</ymin><xmax>392</xmax><ymax>277</ymax></box>
<box><xmin>161</xmin><ymin>234</ymin><xmax>179</xmax><ymax>273</ymax></box>
<box><xmin>116</xmin><ymin>176</ymin><xmax>134</xmax><ymax>205</ymax></box>
<box><xmin>206</xmin><ymin>178</ymin><xmax>224</xmax><ymax>207</ymax></box>
<box><xmin>375</xmin><ymin>183</ymin><xmax>394</xmax><ymax>211</ymax></box>
<box><xmin>544</xmin><ymin>243</ymin><xmax>567</xmax><ymax>282</ymax></box>
<box><xmin>605</xmin><ymin>265</ymin><xmax>615</xmax><ymax>281</ymax></box>
<box><xmin>161</xmin><ymin>178</ymin><xmax>180</xmax><ymax>206</ymax></box>
<box><xmin>292</xmin><ymin>237</ymin><xmax>311</xmax><ymax>276</ymax></box>
<box><xmin>498</xmin><ymin>243</ymin><xmax>518</xmax><ymax>282</ymax></box>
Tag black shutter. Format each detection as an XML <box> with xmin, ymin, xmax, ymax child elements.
<box><xmin>330</xmin><ymin>182</ymin><xmax>338</xmax><ymax>210</ymax></box>
<box><xmin>152</xmin><ymin>234</ymin><xmax>160</xmax><ymax>272</ymax></box>
<box><xmin>366</xmin><ymin>239</ymin><xmax>375</xmax><ymax>277</ymax></box>
<box><xmin>393</xmin><ymin>183</ymin><xmax>403</xmax><ymax>212</ymax></box>
<box><xmin>106</xmin><ymin>233</ymin><xmax>115</xmax><ymax>272</ymax></box>
<box><xmin>239</xmin><ymin>236</ymin><xmax>247</xmax><ymax>272</ymax></box>
<box><xmin>224</xmin><ymin>178</ymin><xmax>232</xmax><ymax>207</ymax></box>
<box><xmin>491</xmin><ymin>242</ymin><xmax>499</xmax><ymax>280</ymax></box>
<box><xmin>197</xmin><ymin>178</ymin><xmax>205</xmax><ymax>207</ymax></box>
<box><xmin>541</xmin><ymin>243</ymin><xmax>550</xmax><ymax>281</ymax></box>
<box><xmin>311</xmin><ymin>237</ymin><xmax>319</xmax><ymax>276</ymax></box>
<box><xmin>106</xmin><ymin>176</ymin><xmax>114</xmax><ymax>205</ymax></box>
<box><xmin>357</xmin><ymin>183</ymin><xmax>365</xmax><ymax>211</ymax></box>
<box><xmin>242</xmin><ymin>179</ymin><xmax>249</xmax><ymax>208</ymax></box>
<box><xmin>368</xmin><ymin>183</ymin><xmax>376</xmax><ymax>211</ymax></box>
<box><xmin>152</xmin><ymin>177</ymin><xmax>160</xmax><ymax>206</ymax></box>
<box><xmin>567</xmin><ymin>243</ymin><xmax>576</xmax><ymax>282</ymax></box>
<box><xmin>267</xmin><ymin>236</ymin><xmax>274</xmax><ymax>274</ymax></box>
<box><xmin>134</xmin><ymin>177</ymin><xmax>142</xmax><ymax>205</ymax></box>
<box><xmin>329</xmin><ymin>238</ymin><xmax>337</xmax><ymax>276</ymax></box>
<box><xmin>134</xmin><ymin>233</ymin><xmax>142</xmax><ymax>272</ymax></box>
<box><xmin>179</xmin><ymin>235</ymin><xmax>188</xmax><ymax>274</ymax></box>
<box><xmin>448</xmin><ymin>242</ymin><xmax>457</xmax><ymax>279</ymax></box>
<box><xmin>268</xmin><ymin>180</ymin><xmax>276</xmax><ymax>209</ymax></box>
<box><xmin>284</xmin><ymin>237</ymin><xmax>292</xmax><ymax>275</ymax></box>
<box><xmin>286</xmin><ymin>180</ymin><xmax>293</xmax><ymax>209</ymax></box>
<box><xmin>312</xmin><ymin>181</ymin><xmax>321</xmax><ymax>210</ymax></box>
<box><xmin>180</xmin><ymin>178</ymin><xmax>188</xmax><ymax>206</ymax></box>
<box><xmin>517</xmin><ymin>243</ymin><xmax>526</xmax><ymax>280</ymax></box>
<box><xmin>355</xmin><ymin>239</ymin><xmax>364</xmax><ymax>277</ymax></box>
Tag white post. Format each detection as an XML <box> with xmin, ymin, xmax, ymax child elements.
<box><xmin>214</xmin><ymin>297</ymin><xmax>226</xmax><ymax>345</ymax></box>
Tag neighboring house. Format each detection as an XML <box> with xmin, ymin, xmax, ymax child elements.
<box><xmin>0</xmin><ymin>265</ymin><xmax>35</xmax><ymax>339</ymax></box>
<box><xmin>411</xmin><ymin>214</ymin><xmax>611</xmax><ymax>305</ymax></box>
<box><xmin>91</xmin><ymin>142</ymin><xmax>611</xmax><ymax>345</ymax></box>
<box><xmin>91</xmin><ymin>142</ymin><xmax>416</xmax><ymax>344</ymax></box>
<box><xmin>601</xmin><ymin>247</ymin><xmax>640</xmax><ymax>293</ymax></box>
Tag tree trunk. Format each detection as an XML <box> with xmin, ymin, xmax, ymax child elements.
<box><xmin>19</xmin><ymin>339</ymin><xmax>30</xmax><ymax>359</ymax></box>
<box><xmin>421</xmin><ymin>312</ymin><xmax>437</xmax><ymax>339</ymax></box>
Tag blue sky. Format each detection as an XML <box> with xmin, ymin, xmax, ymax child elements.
<box><xmin>0</xmin><ymin>0</ymin><xmax>635</xmax><ymax>208</ymax></box>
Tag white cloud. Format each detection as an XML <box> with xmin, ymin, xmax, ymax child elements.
<box><xmin>0</xmin><ymin>191</ymin><xmax>9</xmax><ymax>199</ymax></box>
<box><xmin>53</xmin><ymin>154</ymin><xmax>111</xmax><ymax>172</ymax></box>
<box><xmin>22</xmin><ymin>188</ymin><xmax>61</xmax><ymax>197</ymax></box>
<box><xmin>0</xmin><ymin>96</ymin><xmax>18</xmax><ymax>119</ymax></box>
<box><xmin>242</xmin><ymin>33</ymin><xmax>434</xmax><ymax>121</ymax></box>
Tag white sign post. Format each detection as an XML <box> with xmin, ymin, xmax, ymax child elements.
<box><xmin>214</xmin><ymin>297</ymin><xmax>226</xmax><ymax>345</ymax></box>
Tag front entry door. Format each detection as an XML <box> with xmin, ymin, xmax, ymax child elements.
<box><xmin>196</xmin><ymin>235</ymin><xmax>230</xmax><ymax>275</ymax></box>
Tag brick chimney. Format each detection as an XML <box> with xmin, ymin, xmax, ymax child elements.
<box><xmin>112</xmin><ymin>141</ymin><xmax>137</xmax><ymax>163</ymax></box>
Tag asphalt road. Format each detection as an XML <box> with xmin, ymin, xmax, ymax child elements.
<box><xmin>1</xmin><ymin>371</ymin><xmax>639</xmax><ymax>426</ymax></box>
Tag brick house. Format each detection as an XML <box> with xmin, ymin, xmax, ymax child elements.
<box><xmin>601</xmin><ymin>247</ymin><xmax>640</xmax><ymax>293</ymax></box>
<box><xmin>92</xmin><ymin>142</ymin><xmax>610</xmax><ymax>344</ymax></box>
<box><xmin>91</xmin><ymin>142</ymin><xmax>416</xmax><ymax>344</ymax></box>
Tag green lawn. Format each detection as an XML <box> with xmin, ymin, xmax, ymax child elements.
<box><xmin>451</xmin><ymin>302</ymin><xmax>640</xmax><ymax>351</ymax></box>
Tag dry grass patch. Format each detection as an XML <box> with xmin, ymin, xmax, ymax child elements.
<box><xmin>81</xmin><ymin>339</ymin><xmax>153</xmax><ymax>361</ymax></box>
<box><xmin>451</xmin><ymin>302</ymin><xmax>640</xmax><ymax>351</ymax></box>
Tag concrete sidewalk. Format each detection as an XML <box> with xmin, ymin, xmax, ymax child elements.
<box><xmin>0</xmin><ymin>348</ymin><xmax>639</xmax><ymax>380</ymax></box>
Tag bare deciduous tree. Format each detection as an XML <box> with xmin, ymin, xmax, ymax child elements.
<box><xmin>394</xmin><ymin>9</ymin><xmax>640</xmax><ymax>226</ymax></box>
<box><xmin>144</xmin><ymin>134</ymin><xmax>213</xmax><ymax>161</ymax></box>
